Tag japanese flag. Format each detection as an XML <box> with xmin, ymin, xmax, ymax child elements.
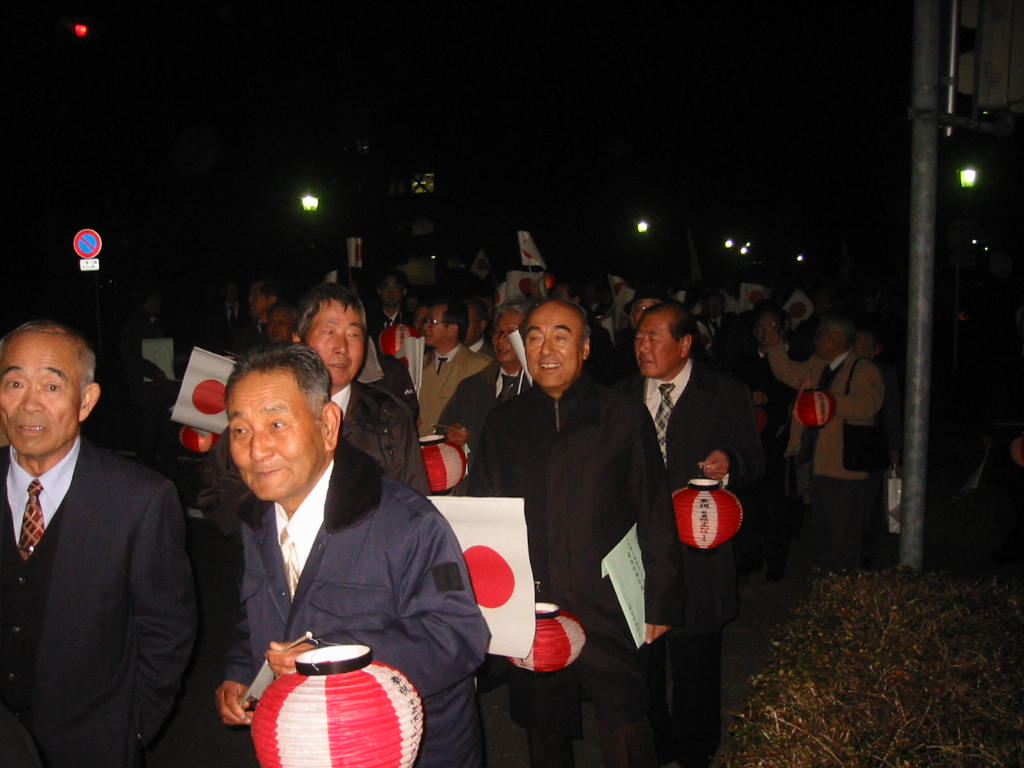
<box><xmin>609</xmin><ymin>275</ymin><xmax>635</xmax><ymax>330</ymax></box>
<box><xmin>470</xmin><ymin>249</ymin><xmax>491</xmax><ymax>280</ymax></box>
<box><xmin>171</xmin><ymin>347</ymin><xmax>235</xmax><ymax>433</ymax></box>
<box><xmin>346</xmin><ymin>237</ymin><xmax>364</xmax><ymax>269</ymax></box>
<box><xmin>431</xmin><ymin>496</ymin><xmax>535</xmax><ymax>657</ymax></box>
<box><xmin>739</xmin><ymin>283</ymin><xmax>770</xmax><ymax>311</ymax></box>
<box><xmin>784</xmin><ymin>289</ymin><xmax>815</xmax><ymax>328</ymax></box>
<box><xmin>518</xmin><ymin>231</ymin><xmax>547</xmax><ymax>270</ymax></box>
<box><xmin>505</xmin><ymin>270</ymin><xmax>546</xmax><ymax>299</ymax></box>
<box><xmin>395</xmin><ymin>335</ymin><xmax>424</xmax><ymax>394</ymax></box>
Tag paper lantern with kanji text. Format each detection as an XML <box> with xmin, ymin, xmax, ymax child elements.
<box><xmin>794</xmin><ymin>387</ymin><xmax>836</xmax><ymax>427</ymax></box>
<box><xmin>251</xmin><ymin>644</ymin><xmax>423</xmax><ymax>768</ymax></box>
<box><xmin>672</xmin><ymin>478</ymin><xmax>743</xmax><ymax>550</ymax></box>
<box><xmin>378</xmin><ymin>324</ymin><xmax>418</xmax><ymax>356</ymax></box>
<box><xmin>508</xmin><ymin>603</ymin><xmax>586</xmax><ymax>673</ymax></box>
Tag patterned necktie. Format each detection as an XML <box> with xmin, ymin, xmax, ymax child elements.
<box><xmin>280</xmin><ymin>526</ymin><xmax>301</xmax><ymax>597</ymax></box>
<box><xmin>499</xmin><ymin>373</ymin><xmax>518</xmax><ymax>402</ymax></box>
<box><xmin>654</xmin><ymin>383</ymin><xmax>675</xmax><ymax>463</ymax></box>
<box><xmin>18</xmin><ymin>479</ymin><xmax>45</xmax><ymax>561</ymax></box>
<box><xmin>436</xmin><ymin>356</ymin><xmax>448</xmax><ymax>374</ymax></box>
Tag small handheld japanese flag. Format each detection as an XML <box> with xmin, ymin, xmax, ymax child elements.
<box><xmin>171</xmin><ymin>347</ymin><xmax>235</xmax><ymax>433</ymax></box>
<box><xmin>346</xmin><ymin>237</ymin><xmax>364</xmax><ymax>269</ymax></box>
<box><xmin>784</xmin><ymin>289</ymin><xmax>815</xmax><ymax>328</ymax></box>
<box><xmin>470</xmin><ymin>249</ymin><xmax>491</xmax><ymax>280</ymax></box>
<box><xmin>518</xmin><ymin>231</ymin><xmax>547</xmax><ymax>270</ymax></box>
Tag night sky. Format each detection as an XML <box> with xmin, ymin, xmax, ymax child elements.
<box><xmin>5</xmin><ymin>3</ymin><xmax>1021</xmax><ymax>337</ymax></box>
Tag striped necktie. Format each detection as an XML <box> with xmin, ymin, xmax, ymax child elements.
<box><xmin>654</xmin><ymin>383</ymin><xmax>675</xmax><ymax>463</ymax></box>
<box><xmin>280</xmin><ymin>526</ymin><xmax>301</xmax><ymax>597</ymax></box>
<box><xmin>18</xmin><ymin>479</ymin><xmax>45</xmax><ymax>560</ymax></box>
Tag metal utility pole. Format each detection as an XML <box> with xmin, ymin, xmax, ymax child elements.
<box><xmin>903</xmin><ymin>0</ymin><xmax>941</xmax><ymax>570</ymax></box>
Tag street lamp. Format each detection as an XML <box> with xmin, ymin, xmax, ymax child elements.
<box><xmin>636</xmin><ymin>219</ymin><xmax>649</xmax><ymax>234</ymax></box>
<box><xmin>301</xmin><ymin>194</ymin><xmax>319</xmax><ymax>212</ymax></box>
<box><xmin>959</xmin><ymin>167</ymin><xmax>978</xmax><ymax>188</ymax></box>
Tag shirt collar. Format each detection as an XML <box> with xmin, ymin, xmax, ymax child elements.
<box><xmin>645</xmin><ymin>358</ymin><xmax>693</xmax><ymax>403</ymax></box>
<box><xmin>275</xmin><ymin>459</ymin><xmax>334</xmax><ymax>572</ymax></box>
<box><xmin>7</xmin><ymin>437</ymin><xmax>82</xmax><ymax>526</ymax></box>
<box><xmin>331</xmin><ymin>384</ymin><xmax>352</xmax><ymax>417</ymax></box>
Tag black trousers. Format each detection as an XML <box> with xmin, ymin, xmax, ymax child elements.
<box><xmin>647</xmin><ymin>631</ymin><xmax>723</xmax><ymax>768</ymax></box>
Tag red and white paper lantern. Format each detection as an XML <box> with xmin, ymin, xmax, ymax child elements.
<box><xmin>252</xmin><ymin>645</ymin><xmax>423</xmax><ymax>768</ymax></box>
<box><xmin>508</xmin><ymin>602</ymin><xmax>586</xmax><ymax>673</ymax></box>
<box><xmin>378</xmin><ymin>324</ymin><xmax>418</xmax><ymax>356</ymax></box>
<box><xmin>672</xmin><ymin>478</ymin><xmax>744</xmax><ymax>550</ymax></box>
<box><xmin>1010</xmin><ymin>436</ymin><xmax>1024</xmax><ymax>468</ymax></box>
<box><xmin>179</xmin><ymin>425</ymin><xmax>220</xmax><ymax>453</ymax></box>
<box><xmin>419</xmin><ymin>437</ymin><xmax>467</xmax><ymax>493</ymax></box>
<box><xmin>794</xmin><ymin>387</ymin><xmax>836</xmax><ymax>427</ymax></box>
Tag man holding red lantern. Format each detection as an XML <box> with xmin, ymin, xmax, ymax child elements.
<box><xmin>626</xmin><ymin>300</ymin><xmax>764</xmax><ymax>768</ymax></box>
<box><xmin>471</xmin><ymin>298</ymin><xmax>682</xmax><ymax>767</ymax></box>
<box><xmin>760</xmin><ymin>311</ymin><xmax>884</xmax><ymax>573</ymax></box>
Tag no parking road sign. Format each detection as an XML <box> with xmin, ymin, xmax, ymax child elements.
<box><xmin>74</xmin><ymin>228</ymin><xmax>102</xmax><ymax>271</ymax></box>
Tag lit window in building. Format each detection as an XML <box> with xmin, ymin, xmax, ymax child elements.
<box><xmin>411</xmin><ymin>172</ymin><xmax>435</xmax><ymax>194</ymax></box>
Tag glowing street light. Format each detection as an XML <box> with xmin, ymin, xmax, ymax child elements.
<box><xmin>796</xmin><ymin>254</ymin><xmax>806</xmax><ymax>262</ymax></box>
<box><xmin>959</xmin><ymin>167</ymin><xmax>978</xmax><ymax>188</ymax></box>
<box><xmin>724</xmin><ymin>239</ymin><xmax>734</xmax><ymax>248</ymax></box>
<box><xmin>301</xmin><ymin>194</ymin><xmax>319</xmax><ymax>212</ymax></box>
<box><xmin>636</xmin><ymin>220</ymin><xmax>649</xmax><ymax>234</ymax></box>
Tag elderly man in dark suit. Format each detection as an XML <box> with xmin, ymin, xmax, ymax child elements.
<box><xmin>471</xmin><ymin>298</ymin><xmax>682</xmax><ymax>767</ymax></box>
<box><xmin>623</xmin><ymin>301</ymin><xmax>764</xmax><ymax>768</ymax></box>
<box><xmin>0</xmin><ymin>320</ymin><xmax>195</xmax><ymax>768</ymax></box>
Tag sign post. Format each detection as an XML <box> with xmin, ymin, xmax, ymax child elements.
<box><xmin>73</xmin><ymin>229</ymin><xmax>103</xmax><ymax>353</ymax></box>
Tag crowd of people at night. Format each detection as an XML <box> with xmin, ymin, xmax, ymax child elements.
<box><xmin>1</xmin><ymin>253</ymin><xmax>1022</xmax><ymax>768</ymax></box>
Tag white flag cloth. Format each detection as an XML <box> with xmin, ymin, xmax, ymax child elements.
<box><xmin>395</xmin><ymin>336</ymin><xmax>424</xmax><ymax>394</ymax></box>
<box><xmin>431</xmin><ymin>496</ymin><xmax>535</xmax><ymax>657</ymax></box>
<box><xmin>517</xmin><ymin>231</ymin><xmax>547</xmax><ymax>270</ymax></box>
<box><xmin>739</xmin><ymin>283</ymin><xmax>770</xmax><ymax>312</ymax></box>
<box><xmin>494</xmin><ymin>281</ymin><xmax>508</xmax><ymax>306</ymax></box>
<box><xmin>170</xmin><ymin>347</ymin><xmax>235</xmax><ymax>433</ymax></box>
<box><xmin>346</xmin><ymin>237</ymin><xmax>364</xmax><ymax>268</ymax></box>
<box><xmin>608</xmin><ymin>275</ymin><xmax>635</xmax><ymax>330</ymax></box>
<box><xmin>673</xmin><ymin>289</ymin><xmax>688</xmax><ymax>305</ymax></box>
<box><xmin>323</xmin><ymin>269</ymin><xmax>339</xmax><ymax>284</ymax></box>
<box><xmin>505</xmin><ymin>270</ymin><xmax>546</xmax><ymax>300</ymax></box>
<box><xmin>784</xmin><ymin>289</ymin><xmax>815</xmax><ymax>328</ymax></box>
<box><xmin>470</xmin><ymin>249</ymin><xmax>491</xmax><ymax>280</ymax></box>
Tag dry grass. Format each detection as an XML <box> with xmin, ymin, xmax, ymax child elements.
<box><xmin>719</xmin><ymin>570</ymin><xmax>1024</xmax><ymax>767</ymax></box>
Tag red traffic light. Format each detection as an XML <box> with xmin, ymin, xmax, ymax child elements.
<box><xmin>73</xmin><ymin>23</ymin><xmax>88</xmax><ymax>37</ymax></box>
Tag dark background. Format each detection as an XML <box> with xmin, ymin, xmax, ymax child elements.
<box><xmin>4</xmin><ymin>3</ymin><xmax>1022</xmax><ymax>348</ymax></box>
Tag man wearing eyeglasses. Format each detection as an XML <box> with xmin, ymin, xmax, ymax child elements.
<box><xmin>417</xmin><ymin>299</ymin><xmax>491</xmax><ymax>437</ymax></box>
<box><xmin>440</xmin><ymin>299</ymin><xmax>531</xmax><ymax>492</ymax></box>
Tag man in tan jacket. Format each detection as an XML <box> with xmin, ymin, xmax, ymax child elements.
<box><xmin>761</xmin><ymin>312</ymin><xmax>884</xmax><ymax>571</ymax></box>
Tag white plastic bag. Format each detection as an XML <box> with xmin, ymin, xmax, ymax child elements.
<box><xmin>886</xmin><ymin>465</ymin><xmax>902</xmax><ymax>534</ymax></box>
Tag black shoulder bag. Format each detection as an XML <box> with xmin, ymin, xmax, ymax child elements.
<box><xmin>842</xmin><ymin>358</ymin><xmax>889</xmax><ymax>472</ymax></box>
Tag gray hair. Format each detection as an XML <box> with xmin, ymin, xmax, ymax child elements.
<box><xmin>493</xmin><ymin>298</ymin><xmax>533</xmax><ymax>327</ymax></box>
<box><xmin>817</xmin><ymin>312</ymin><xmax>856</xmax><ymax>348</ymax></box>
<box><xmin>226</xmin><ymin>343</ymin><xmax>331</xmax><ymax>419</ymax></box>
<box><xmin>0</xmin><ymin>320</ymin><xmax>96</xmax><ymax>392</ymax></box>
<box><xmin>295</xmin><ymin>283</ymin><xmax>368</xmax><ymax>342</ymax></box>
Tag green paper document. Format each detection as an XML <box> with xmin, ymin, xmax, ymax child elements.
<box><xmin>601</xmin><ymin>524</ymin><xmax>646</xmax><ymax>648</ymax></box>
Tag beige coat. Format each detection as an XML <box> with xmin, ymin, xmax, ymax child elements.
<box><xmin>768</xmin><ymin>346</ymin><xmax>885</xmax><ymax>480</ymax></box>
<box><xmin>418</xmin><ymin>345</ymin><xmax>492</xmax><ymax>436</ymax></box>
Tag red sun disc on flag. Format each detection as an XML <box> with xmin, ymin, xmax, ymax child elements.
<box><xmin>463</xmin><ymin>545</ymin><xmax>516</xmax><ymax>608</ymax></box>
<box><xmin>192</xmin><ymin>379</ymin><xmax>226</xmax><ymax>415</ymax></box>
<box><xmin>789</xmin><ymin>301</ymin><xmax>807</xmax><ymax>319</ymax></box>
<box><xmin>750</xmin><ymin>290</ymin><xmax>765</xmax><ymax>304</ymax></box>
<box><xmin>519</xmin><ymin>277</ymin><xmax>535</xmax><ymax>296</ymax></box>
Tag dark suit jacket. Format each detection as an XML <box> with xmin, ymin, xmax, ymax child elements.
<box><xmin>0</xmin><ymin>441</ymin><xmax>196</xmax><ymax>768</ymax></box>
<box><xmin>621</xmin><ymin>362</ymin><xmax>765</xmax><ymax>633</ymax></box>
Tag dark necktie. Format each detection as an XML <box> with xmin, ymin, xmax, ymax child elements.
<box><xmin>499</xmin><ymin>373</ymin><xmax>519</xmax><ymax>402</ymax></box>
<box><xmin>436</xmin><ymin>356</ymin><xmax>447</xmax><ymax>374</ymax></box>
<box><xmin>654</xmin><ymin>383</ymin><xmax>675</xmax><ymax>463</ymax></box>
<box><xmin>819</xmin><ymin>362</ymin><xmax>838</xmax><ymax>390</ymax></box>
<box><xmin>19</xmin><ymin>479</ymin><xmax>45</xmax><ymax>560</ymax></box>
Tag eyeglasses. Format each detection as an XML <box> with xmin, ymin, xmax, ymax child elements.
<box><xmin>423</xmin><ymin>318</ymin><xmax>444</xmax><ymax>327</ymax></box>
